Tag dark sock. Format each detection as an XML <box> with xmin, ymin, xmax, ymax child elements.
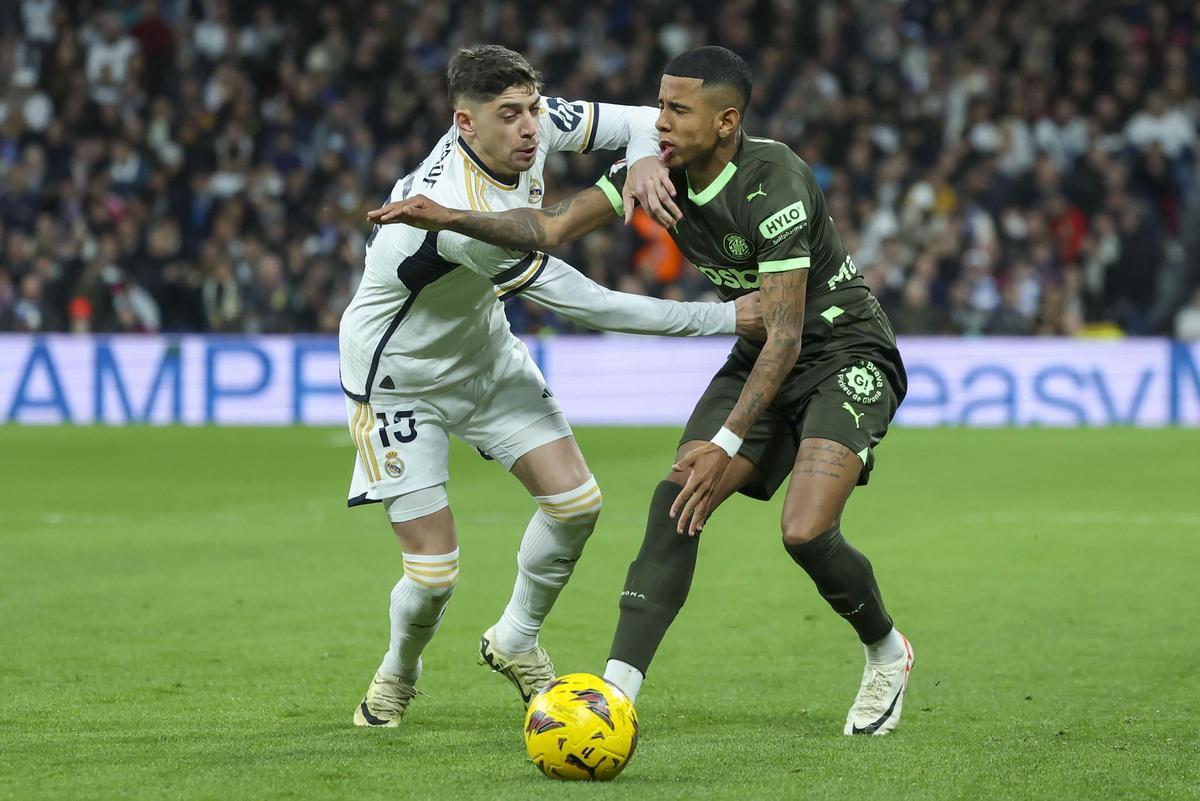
<box><xmin>608</xmin><ymin>481</ymin><xmax>698</xmax><ymax>674</ymax></box>
<box><xmin>783</xmin><ymin>527</ymin><xmax>893</xmax><ymax>644</ymax></box>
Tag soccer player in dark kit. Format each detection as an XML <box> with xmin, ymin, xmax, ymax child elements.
<box><xmin>371</xmin><ymin>46</ymin><xmax>914</xmax><ymax>736</ymax></box>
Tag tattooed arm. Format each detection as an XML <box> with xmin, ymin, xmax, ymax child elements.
<box><xmin>366</xmin><ymin>188</ymin><xmax>615</xmax><ymax>251</ymax></box>
<box><xmin>723</xmin><ymin>268</ymin><xmax>807</xmax><ymax>435</ymax></box>
<box><xmin>670</xmin><ymin>267</ymin><xmax>807</xmax><ymax>536</ymax></box>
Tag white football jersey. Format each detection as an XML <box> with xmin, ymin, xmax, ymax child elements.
<box><xmin>339</xmin><ymin>98</ymin><xmax>735</xmax><ymax>401</ymax></box>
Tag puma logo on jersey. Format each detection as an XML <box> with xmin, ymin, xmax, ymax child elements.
<box><xmin>746</xmin><ymin>183</ymin><xmax>767</xmax><ymax>201</ymax></box>
<box><xmin>842</xmin><ymin>402</ymin><xmax>864</xmax><ymax>430</ymax></box>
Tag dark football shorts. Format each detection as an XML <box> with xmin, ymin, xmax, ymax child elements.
<box><xmin>680</xmin><ymin>296</ymin><xmax>906</xmax><ymax>501</ymax></box>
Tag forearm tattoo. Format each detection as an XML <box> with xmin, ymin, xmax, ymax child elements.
<box><xmin>726</xmin><ymin>269</ymin><xmax>807</xmax><ymax>435</ymax></box>
<box><xmin>452</xmin><ymin>196</ymin><xmax>575</xmax><ymax>251</ymax></box>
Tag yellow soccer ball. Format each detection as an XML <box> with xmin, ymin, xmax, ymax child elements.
<box><xmin>523</xmin><ymin>672</ymin><xmax>639</xmax><ymax>781</ymax></box>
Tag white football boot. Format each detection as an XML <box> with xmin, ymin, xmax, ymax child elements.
<box><xmin>844</xmin><ymin>633</ymin><xmax>914</xmax><ymax>736</ymax></box>
<box><xmin>478</xmin><ymin>625</ymin><xmax>555</xmax><ymax>706</ymax></box>
<box><xmin>352</xmin><ymin>660</ymin><xmax>421</xmax><ymax>728</ymax></box>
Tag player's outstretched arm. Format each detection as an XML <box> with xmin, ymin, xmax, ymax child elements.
<box><xmin>519</xmin><ymin>253</ymin><xmax>763</xmax><ymax>339</ymax></box>
<box><xmin>367</xmin><ymin>189</ymin><xmax>614</xmax><ymax>251</ymax></box>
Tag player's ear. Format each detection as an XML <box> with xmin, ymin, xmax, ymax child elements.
<box><xmin>716</xmin><ymin>106</ymin><xmax>740</xmax><ymax>139</ymax></box>
<box><xmin>454</xmin><ymin>107</ymin><xmax>475</xmax><ymax>137</ymax></box>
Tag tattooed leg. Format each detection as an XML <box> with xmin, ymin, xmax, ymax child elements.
<box><xmin>779</xmin><ymin>438</ymin><xmax>893</xmax><ymax>644</ymax></box>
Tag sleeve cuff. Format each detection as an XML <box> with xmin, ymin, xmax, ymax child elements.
<box><xmin>595</xmin><ymin>176</ymin><xmax>624</xmax><ymax>216</ymax></box>
<box><xmin>623</xmin><ymin>106</ymin><xmax>662</xmax><ymax>164</ymax></box>
<box><xmin>758</xmin><ymin>256</ymin><xmax>811</xmax><ymax>273</ymax></box>
<box><xmin>721</xmin><ymin>300</ymin><xmax>737</xmax><ymax>334</ymax></box>
<box><xmin>579</xmin><ymin>101</ymin><xmax>599</xmax><ymax>153</ymax></box>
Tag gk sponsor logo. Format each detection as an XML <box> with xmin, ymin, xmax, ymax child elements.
<box><xmin>698</xmin><ymin>265</ymin><xmax>761</xmax><ymax>290</ymax></box>
<box><xmin>758</xmin><ymin>200</ymin><xmax>807</xmax><ymax>239</ymax></box>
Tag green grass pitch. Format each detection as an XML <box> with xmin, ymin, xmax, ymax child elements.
<box><xmin>1</xmin><ymin>425</ymin><xmax>1198</xmax><ymax>800</ymax></box>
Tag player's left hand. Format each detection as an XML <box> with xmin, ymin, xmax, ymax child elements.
<box><xmin>670</xmin><ymin>443</ymin><xmax>731</xmax><ymax>537</ymax></box>
<box><xmin>624</xmin><ymin>156</ymin><xmax>682</xmax><ymax>228</ymax></box>
<box><xmin>367</xmin><ymin>195</ymin><xmax>455</xmax><ymax>229</ymax></box>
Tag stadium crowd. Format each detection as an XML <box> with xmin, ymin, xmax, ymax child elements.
<box><xmin>1</xmin><ymin>0</ymin><xmax>1199</xmax><ymax>338</ymax></box>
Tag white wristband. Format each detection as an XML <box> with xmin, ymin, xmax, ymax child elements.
<box><xmin>710</xmin><ymin>426</ymin><xmax>743</xmax><ymax>458</ymax></box>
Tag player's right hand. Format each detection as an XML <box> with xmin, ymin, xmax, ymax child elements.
<box><xmin>733</xmin><ymin>292</ymin><xmax>766</xmax><ymax>341</ymax></box>
<box><xmin>367</xmin><ymin>195</ymin><xmax>455</xmax><ymax>229</ymax></box>
<box><xmin>624</xmin><ymin>155</ymin><xmax>682</xmax><ymax>228</ymax></box>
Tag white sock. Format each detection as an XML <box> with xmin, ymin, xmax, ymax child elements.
<box><xmin>603</xmin><ymin>659</ymin><xmax>644</xmax><ymax>703</ymax></box>
<box><xmin>493</xmin><ymin>477</ymin><xmax>601</xmax><ymax>654</ymax></box>
<box><xmin>379</xmin><ymin>549</ymin><xmax>459</xmax><ymax>678</ymax></box>
<box><xmin>864</xmin><ymin>627</ymin><xmax>906</xmax><ymax>667</ymax></box>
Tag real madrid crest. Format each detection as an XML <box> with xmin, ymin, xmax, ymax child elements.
<box><xmin>384</xmin><ymin>451</ymin><xmax>405</xmax><ymax>478</ymax></box>
<box><xmin>528</xmin><ymin>178</ymin><xmax>543</xmax><ymax>204</ymax></box>
<box><xmin>723</xmin><ymin>232</ymin><xmax>753</xmax><ymax>262</ymax></box>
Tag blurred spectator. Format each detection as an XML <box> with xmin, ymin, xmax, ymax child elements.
<box><xmin>84</xmin><ymin>12</ymin><xmax>138</xmax><ymax>89</ymax></box>
<box><xmin>1</xmin><ymin>0</ymin><xmax>1199</xmax><ymax>339</ymax></box>
<box><xmin>0</xmin><ymin>268</ymin><xmax>14</xmax><ymax>329</ymax></box>
<box><xmin>1125</xmin><ymin>91</ymin><xmax>1196</xmax><ymax>161</ymax></box>
<box><xmin>1175</xmin><ymin>288</ymin><xmax>1200</xmax><ymax>340</ymax></box>
<box><xmin>13</xmin><ymin>272</ymin><xmax>54</xmax><ymax>331</ymax></box>
<box><xmin>985</xmin><ymin>272</ymin><xmax>1036</xmax><ymax>336</ymax></box>
<box><xmin>889</xmin><ymin>278</ymin><xmax>949</xmax><ymax>335</ymax></box>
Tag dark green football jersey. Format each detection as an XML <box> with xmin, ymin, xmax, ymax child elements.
<box><xmin>597</xmin><ymin>132</ymin><xmax>870</xmax><ymax>322</ymax></box>
<box><xmin>598</xmin><ymin>133</ymin><xmax>907</xmax><ymax>475</ymax></box>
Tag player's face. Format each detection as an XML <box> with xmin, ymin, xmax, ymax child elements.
<box><xmin>467</xmin><ymin>85</ymin><xmax>541</xmax><ymax>175</ymax></box>
<box><xmin>656</xmin><ymin>75</ymin><xmax>721</xmax><ymax>169</ymax></box>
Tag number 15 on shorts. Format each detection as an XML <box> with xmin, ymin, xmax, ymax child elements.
<box><xmin>376</xmin><ymin>411</ymin><xmax>417</xmax><ymax>447</ymax></box>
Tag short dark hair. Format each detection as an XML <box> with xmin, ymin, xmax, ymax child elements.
<box><xmin>663</xmin><ymin>46</ymin><xmax>753</xmax><ymax>113</ymax></box>
<box><xmin>447</xmin><ymin>45</ymin><xmax>541</xmax><ymax>106</ymax></box>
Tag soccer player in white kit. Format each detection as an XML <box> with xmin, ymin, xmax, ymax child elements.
<box><xmin>340</xmin><ymin>46</ymin><xmax>760</xmax><ymax>727</ymax></box>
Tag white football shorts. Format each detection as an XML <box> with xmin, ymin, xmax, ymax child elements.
<box><xmin>345</xmin><ymin>339</ymin><xmax>572</xmax><ymax>509</ymax></box>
